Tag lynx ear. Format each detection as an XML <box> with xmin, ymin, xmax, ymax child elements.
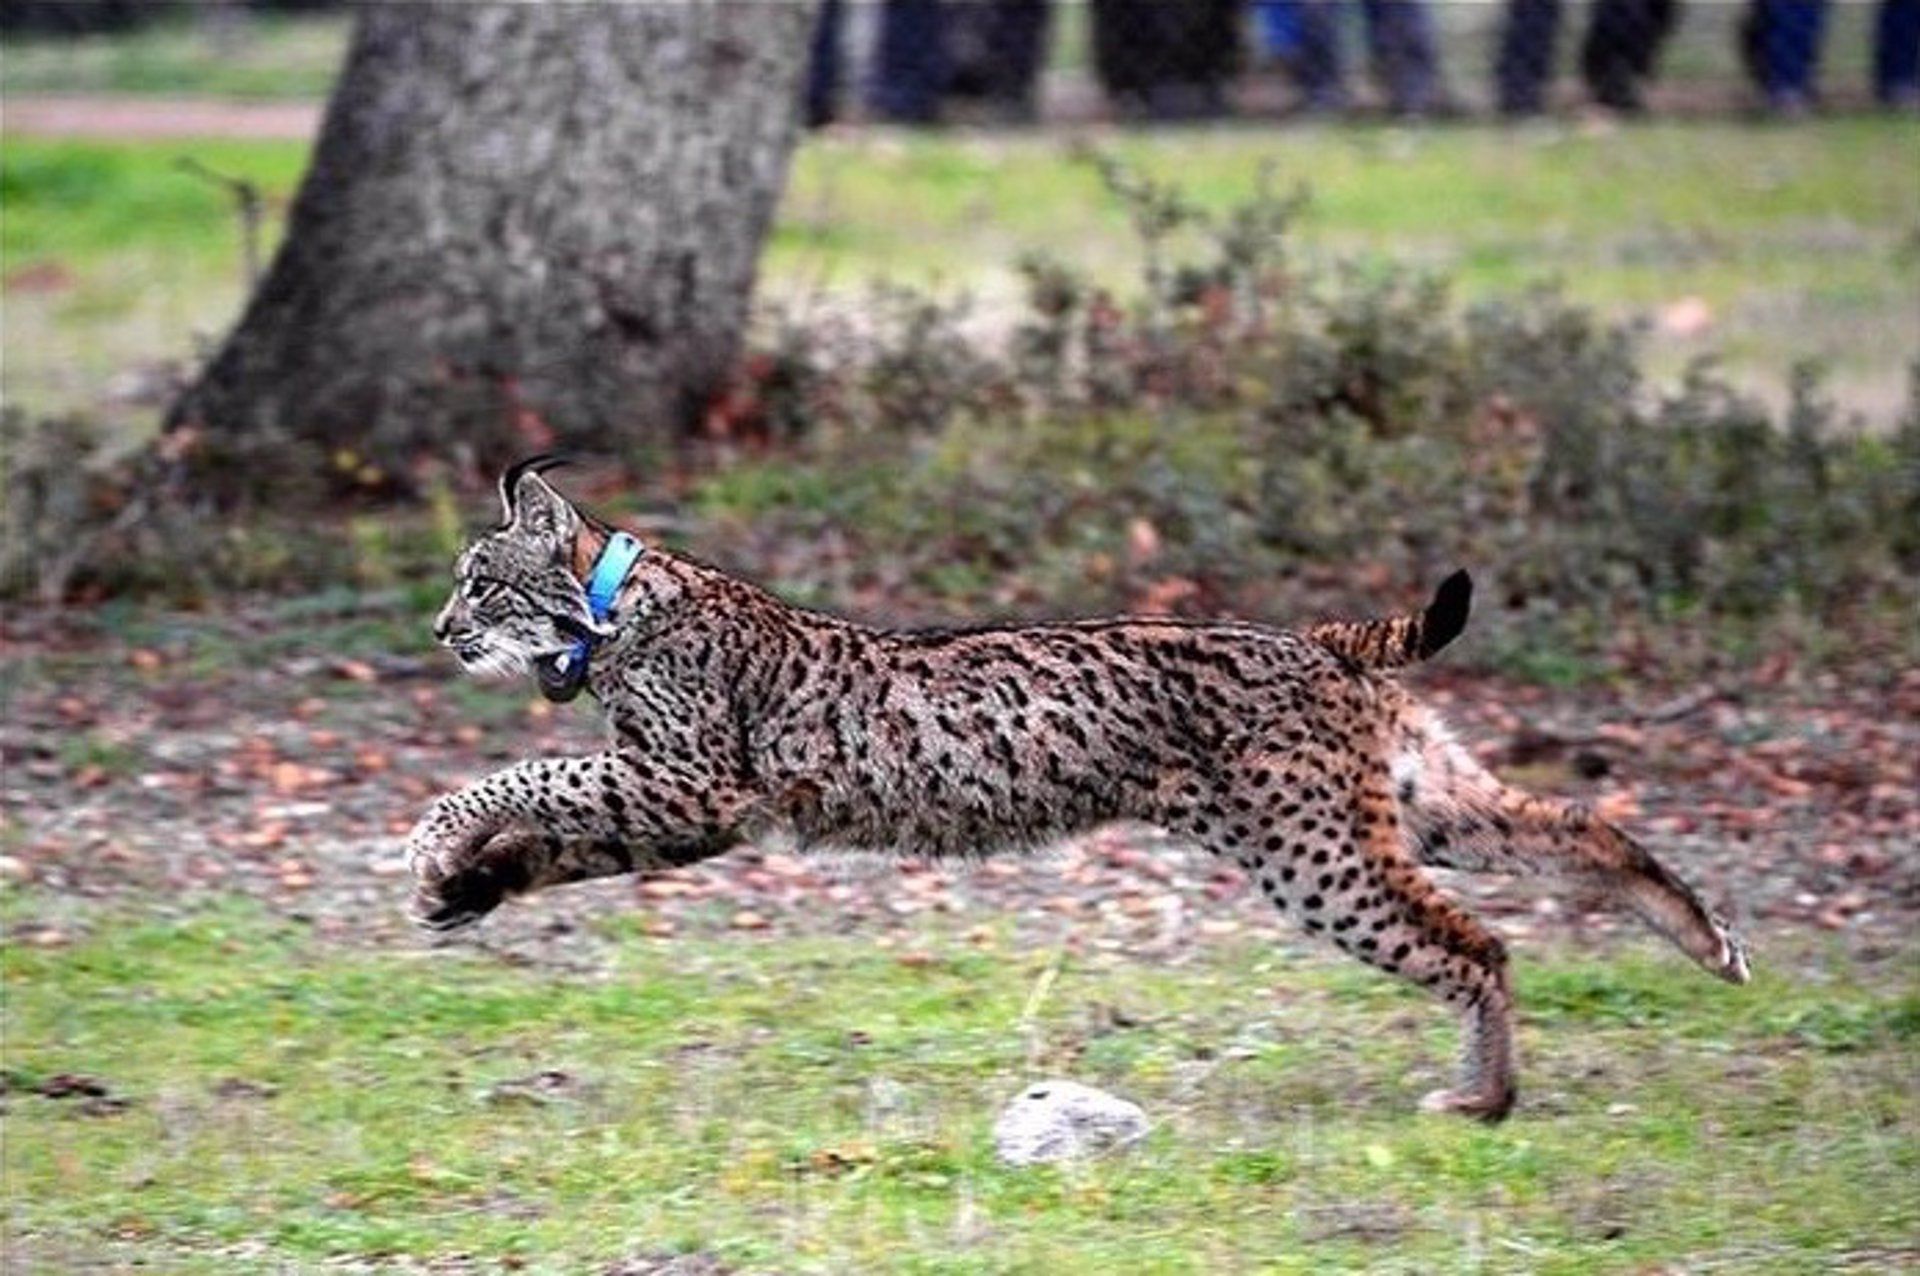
<box><xmin>501</xmin><ymin>457</ymin><xmax>577</xmax><ymax>541</ymax></box>
<box><xmin>497</xmin><ymin>454</ymin><xmax>571</xmax><ymax>527</ymax></box>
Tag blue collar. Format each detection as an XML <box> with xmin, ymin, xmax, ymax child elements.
<box><xmin>558</xmin><ymin>531</ymin><xmax>645</xmax><ymax>675</ymax></box>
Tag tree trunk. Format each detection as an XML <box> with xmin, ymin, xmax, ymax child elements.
<box><xmin>169</xmin><ymin>0</ymin><xmax>815</xmax><ymax>492</ymax></box>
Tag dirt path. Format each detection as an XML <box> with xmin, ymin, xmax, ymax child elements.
<box><xmin>3</xmin><ymin>94</ymin><xmax>321</xmax><ymax>141</ymax></box>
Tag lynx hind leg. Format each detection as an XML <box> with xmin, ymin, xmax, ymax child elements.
<box><xmin>1398</xmin><ymin>716</ymin><xmax>1750</xmax><ymax>985</ymax></box>
<box><xmin>1348</xmin><ymin>788</ymin><xmax>1517</xmax><ymax>1121</ymax></box>
<box><xmin>1359</xmin><ymin>861</ymin><xmax>1517</xmax><ymax>1121</ymax></box>
<box><xmin>1189</xmin><ymin>762</ymin><xmax>1517</xmax><ymax>1121</ymax></box>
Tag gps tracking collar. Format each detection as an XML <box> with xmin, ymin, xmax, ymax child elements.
<box><xmin>537</xmin><ymin>530</ymin><xmax>645</xmax><ymax>704</ymax></box>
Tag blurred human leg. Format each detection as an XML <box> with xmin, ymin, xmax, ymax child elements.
<box><xmin>870</xmin><ymin>0</ymin><xmax>947</xmax><ymax>124</ymax></box>
<box><xmin>1495</xmin><ymin>0</ymin><xmax>1564</xmax><ymax>116</ymax></box>
<box><xmin>1876</xmin><ymin>0</ymin><xmax>1920</xmax><ymax>107</ymax></box>
<box><xmin>1581</xmin><ymin>0</ymin><xmax>1679</xmax><ymax>112</ymax></box>
<box><xmin>1744</xmin><ymin>0</ymin><xmax>1830</xmax><ymax>113</ymax></box>
<box><xmin>805</xmin><ymin>0</ymin><xmax>844</xmax><ymax>127</ymax></box>
<box><xmin>1362</xmin><ymin>0</ymin><xmax>1447</xmax><ymax>115</ymax></box>
<box><xmin>1294</xmin><ymin>0</ymin><xmax>1351</xmax><ymax>111</ymax></box>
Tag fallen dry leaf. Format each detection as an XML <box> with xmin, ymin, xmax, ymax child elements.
<box><xmin>1135</xmin><ymin>576</ymin><xmax>1199</xmax><ymax>615</ymax></box>
<box><xmin>1658</xmin><ymin>296</ymin><xmax>1714</xmax><ymax>337</ymax></box>
<box><xmin>806</xmin><ymin>1140</ymin><xmax>877</xmax><ymax>1176</ymax></box>
<box><xmin>37</xmin><ymin>1074</ymin><xmax>110</xmax><ymax>1099</ymax></box>
<box><xmin>1594</xmin><ymin>790</ymin><xmax>1642</xmax><ymax>822</ymax></box>
<box><xmin>269</xmin><ymin>761</ymin><xmax>336</xmax><ymax>795</ymax></box>
<box><xmin>1126</xmin><ymin>517</ymin><xmax>1162</xmax><ymax>566</ymax></box>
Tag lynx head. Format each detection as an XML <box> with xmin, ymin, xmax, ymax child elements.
<box><xmin>432</xmin><ymin>457</ymin><xmax>608</xmax><ymax>699</ymax></box>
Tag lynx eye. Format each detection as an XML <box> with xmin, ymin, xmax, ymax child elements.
<box><xmin>462</xmin><ymin>578</ymin><xmax>491</xmax><ymax>602</ymax></box>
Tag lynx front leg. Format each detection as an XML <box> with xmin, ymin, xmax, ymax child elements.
<box><xmin>408</xmin><ymin>829</ymin><xmax>692</xmax><ymax>932</ymax></box>
<box><xmin>405</xmin><ymin>752</ymin><xmax>756</xmax><ymax>931</ymax></box>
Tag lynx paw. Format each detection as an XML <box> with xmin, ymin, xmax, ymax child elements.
<box><xmin>1419</xmin><ymin>1086</ymin><xmax>1516</xmax><ymax>1123</ymax></box>
<box><xmin>406</xmin><ymin>861</ymin><xmax>511</xmax><ymax>932</ymax></box>
<box><xmin>1712</xmin><ymin>921</ymin><xmax>1753</xmax><ymax>985</ymax></box>
<box><xmin>403</xmin><ymin>815</ymin><xmax>510</xmax><ymax>932</ymax></box>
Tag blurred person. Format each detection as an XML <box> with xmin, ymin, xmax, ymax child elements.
<box><xmin>1495</xmin><ymin>0</ymin><xmax>1679</xmax><ymax>116</ymax></box>
<box><xmin>1091</xmin><ymin>0</ymin><xmax>1241</xmax><ymax>120</ymax></box>
<box><xmin>1581</xmin><ymin>0</ymin><xmax>1679</xmax><ymax>112</ymax></box>
<box><xmin>1286</xmin><ymin>0</ymin><xmax>1453</xmax><ymax>117</ymax></box>
<box><xmin>805</xmin><ymin>0</ymin><xmax>845</xmax><ymax>128</ymax></box>
<box><xmin>945</xmin><ymin>0</ymin><xmax>1052</xmax><ymax>124</ymax></box>
<box><xmin>1878</xmin><ymin>0</ymin><xmax>1920</xmax><ymax>109</ymax></box>
<box><xmin>1494</xmin><ymin>0</ymin><xmax>1561</xmax><ymax>114</ymax></box>
<box><xmin>0</xmin><ymin>0</ymin><xmax>148</xmax><ymax>34</ymax></box>
<box><xmin>1253</xmin><ymin>0</ymin><xmax>1309</xmax><ymax>70</ymax></box>
<box><xmin>1743</xmin><ymin>0</ymin><xmax>1920</xmax><ymax>113</ymax></box>
<box><xmin>1740</xmin><ymin>0</ymin><xmax>1828</xmax><ymax>113</ymax></box>
<box><xmin>869</xmin><ymin>0</ymin><xmax>948</xmax><ymax>124</ymax></box>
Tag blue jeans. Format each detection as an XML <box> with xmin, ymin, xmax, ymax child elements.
<box><xmin>1496</xmin><ymin>0</ymin><xmax>1677</xmax><ymax>114</ymax></box>
<box><xmin>1495</xmin><ymin>0</ymin><xmax>1562</xmax><ymax>114</ymax></box>
<box><xmin>1293</xmin><ymin>0</ymin><xmax>1443</xmax><ymax>113</ymax></box>
<box><xmin>1879</xmin><ymin>0</ymin><xmax>1920</xmax><ymax>100</ymax></box>
<box><xmin>1745</xmin><ymin>0</ymin><xmax>1830</xmax><ymax>101</ymax></box>
<box><xmin>1254</xmin><ymin>0</ymin><xmax>1307</xmax><ymax>59</ymax></box>
<box><xmin>870</xmin><ymin>0</ymin><xmax>948</xmax><ymax>124</ymax></box>
<box><xmin>805</xmin><ymin>0</ymin><xmax>844</xmax><ymax>126</ymax></box>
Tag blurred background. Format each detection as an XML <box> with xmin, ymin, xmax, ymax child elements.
<box><xmin>4</xmin><ymin>3</ymin><xmax>1917</xmax><ymax>1271</ymax></box>
<box><xmin>6</xmin><ymin>0</ymin><xmax>1916</xmax><ymax>427</ymax></box>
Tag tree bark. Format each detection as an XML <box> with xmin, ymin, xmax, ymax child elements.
<box><xmin>169</xmin><ymin>0</ymin><xmax>815</xmax><ymax>491</ymax></box>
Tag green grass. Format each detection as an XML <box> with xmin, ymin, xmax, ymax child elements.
<box><xmin>1</xmin><ymin>137</ymin><xmax>307</xmax><ymax>418</ymax></box>
<box><xmin>5</xmin><ymin>898</ymin><xmax>1914</xmax><ymax>1272</ymax></box>
<box><xmin>777</xmin><ymin>121</ymin><xmax>1919</xmax><ymax>276</ymax></box>
<box><xmin>5</xmin><ymin>120</ymin><xmax>1916</xmax><ymax>425</ymax></box>
<box><xmin>0</xmin><ymin>13</ymin><xmax>349</xmax><ymax>100</ymax></box>
<box><xmin>770</xmin><ymin>121</ymin><xmax>1920</xmax><ymax>419</ymax></box>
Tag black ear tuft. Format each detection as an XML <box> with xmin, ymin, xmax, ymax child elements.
<box><xmin>1419</xmin><ymin>569</ymin><xmax>1473</xmax><ymax>659</ymax></box>
<box><xmin>497</xmin><ymin>454</ymin><xmax>572</xmax><ymax>528</ymax></box>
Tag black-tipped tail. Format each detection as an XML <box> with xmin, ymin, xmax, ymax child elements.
<box><xmin>1307</xmin><ymin>568</ymin><xmax>1474</xmax><ymax>671</ymax></box>
<box><xmin>1417</xmin><ymin>569</ymin><xmax>1473</xmax><ymax>660</ymax></box>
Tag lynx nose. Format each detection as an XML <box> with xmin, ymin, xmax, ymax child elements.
<box><xmin>432</xmin><ymin>600</ymin><xmax>458</xmax><ymax>643</ymax></box>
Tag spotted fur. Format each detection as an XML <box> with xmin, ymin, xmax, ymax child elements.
<box><xmin>407</xmin><ymin>465</ymin><xmax>1751</xmax><ymax>1121</ymax></box>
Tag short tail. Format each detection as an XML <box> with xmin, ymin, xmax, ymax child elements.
<box><xmin>1308</xmin><ymin>569</ymin><xmax>1472</xmax><ymax>671</ymax></box>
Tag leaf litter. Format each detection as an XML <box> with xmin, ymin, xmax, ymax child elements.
<box><xmin>3</xmin><ymin>605</ymin><xmax>1914</xmax><ymax>976</ymax></box>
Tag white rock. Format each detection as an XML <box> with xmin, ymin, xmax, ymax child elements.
<box><xmin>992</xmin><ymin>1079</ymin><xmax>1149</xmax><ymax>1166</ymax></box>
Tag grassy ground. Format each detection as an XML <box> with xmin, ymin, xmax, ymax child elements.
<box><xmin>0</xmin><ymin>13</ymin><xmax>349</xmax><ymax>100</ymax></box>
<box><xmin>776</xmin><ymin>120</ymin><xmax>1918</xmax><ymax>421</ymax></box>
<box><xmin>5</xmin><ymin>897</ymin><xmax>1914</xmax><ymax>1273</ymax></box>
<box><xmin>1</xmin><ymin>137</ymin><xmax>308</xmax><ymax>419</ymax></box>
<box><xmin>5</xmin><ymin>120</ymin><xmax>1916</xmax><ymax>423</ymax></box>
